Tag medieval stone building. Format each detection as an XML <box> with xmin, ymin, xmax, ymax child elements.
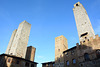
<box><xmin>42</xmin><ymin>2</ymin><xmax>100</xmax><ymax>67</ymax></box>
<box><xmin>42</xmin><ymin>61</ymin><xmax>55</xmax><ymax>67</ymax></box>
<box><xmin>0</xmin><ymin>21</ymin><xmax>38</xmax><ymax>67</ymax></box>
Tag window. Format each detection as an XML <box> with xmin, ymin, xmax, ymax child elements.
<box><xmin>71</xmin><ymin>51</ymin><xmax>74</xmax><ymax>55</ymax></box>
<box><xmin>85</xmin><ymin>37</ymin><xmax>87</xmax><ymax>39</ymax></box>
<box><xmin>80</xmin><ymin>64</ymin><xmax>83</xmax><ymax>66</ymax></box>
<box><xmin>48</xmin><ymin>64</ymin><xmax>50</xmax><ymax>66</ymax></box>
<box><xmin>76</xmin><ymin>4</ymin><xmax>79</xmax><ymax>6</ymax></box>
<box><xmin>65</xmin><ymin>52</ymin><xmax>68</xmax><ymax>56</ymax></box>
<box><xmin>8</xmin><ymin>58</ymin><xmax>11</xmax><ymax>62</ymax></box>
<box><xmin>72</xmin><ymin>59</ymin><xmax>76</xmax><ymax>64</ymax></box>
<box><xmin>66</xmin><ymin>61</ymin><xmax>69</xmax><ymax>66</ymax></box>
<box><xmin>84</xmin><ymin>53</ymin><xmax>90</xmax><ymax>61</ymax></box>
<box><xmin>25</xmin><ymin>62</ymin><xmax>29</xmax><ymax>67</ymax></box>
<box><xmin>53</xmin><ymin>64</ymin><xmax>55</xmax><ymax>67</ymax></box>
<box><xmin>16</xmin><ymin>60</ymin><xmax>19</xmax><ymax>64</ymax></box>
<box><xmin>83</xmin><ymin>41</ymin><xmax>85</xmax><ymax>43</ymax></box>
<box><xmin>96</xmin><ymin>50</ymin><xmax>100</xmax><ymax>58</ymax></box>
<box><xmin>80</xmin><ymin>32</ymin><xmax>88</xmax><ymax>37</ymax></box>
<box><xmin>31</xmin><ymin>64</ymin><xmax>34</xmax><ymax>67</ymax></box>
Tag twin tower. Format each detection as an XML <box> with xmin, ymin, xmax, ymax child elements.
<box><xmin>5</xmin><ymin>20</ymin><xmax>35</xmax><ymax>61</ymax></box>
<box><xmin>5</xmin><ymin>1</ymin><xmax>95</xmax><ymax>66</ymax></box>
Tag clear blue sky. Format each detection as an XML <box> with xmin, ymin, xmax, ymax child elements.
<box><xmin>0</xmin><ymin>0</ymin><xmax>100</xmax><ymax>67</ymax></box>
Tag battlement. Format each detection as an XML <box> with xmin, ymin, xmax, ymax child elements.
<box><xmin>76</xmin><ymin>35</ymin><xmax>100</xmax><ymax>51</ymax></box>
<box><xmin>80</xmin><ymin>35</ymin><xmax>99</xmax><ymax>44</ymax></box>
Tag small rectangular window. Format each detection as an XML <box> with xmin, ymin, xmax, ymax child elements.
<box><xmin>25</xmin><ymin>62</ymin><xmax>29</xmax><ymax>66</ymax></box>
<box><xmin>65</xmin><ymin>52</ymin><xmax>68</xmax><ymax>56</ymax></box>
<box><xmin>66</xmin><ymin>61</ymin><xmax>69</xmax><ymax>66</ymax></box>
<box><xmin>72</xmin><ymin>59</ymin><xmax>76</xmax><ymax>64</ymax></box>
<box><xmin>16</xmin><ymin>60</ymin><xmax>19</xmax><ymax>64</ymax></box>
<box><xmin>80</xmin><ymin>32</ymin><xmax>88</xmax><ymax>37</ymax></box>
<box><xmin>31</xmin><ymin>64</ymin><xmax>34</xmax><ymax>67</ymax></box>
<box><xmin>71</xmin><ymin>51</ymin><xmax>74</xmax><ymax>55</ymax></box>
<box><xmin>53</xmin><ymin>64</ymin><xmax>55</xmax><ymax>67</ymax></box>
<box><xmin>8</xmin><ymin>58</ymin><xmax>11</xmax><ymax>62</ymax></box>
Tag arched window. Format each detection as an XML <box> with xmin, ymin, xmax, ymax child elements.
<box><xmin>72</xmin><ymin>59</ymin><xmax>76</xmax><ymax>64</ymax></box>
<box><xmin>66</xmin><ymin>60</ymin><xmax>69</xmax><ymax>66</ymax></box>
<box><xmin>84</xmin><ymin>53</ymin><xmax>90</xmax><ymax>61</ymax></box>
<box><xmin>53</xmin><ymin>64</ymin><xmax>55</xmax><ymax>67</ymax></box>
<box><xmin>96</xmin><ymin>49</ymin><xmax>100</xmax><ymax>58</ymax></box>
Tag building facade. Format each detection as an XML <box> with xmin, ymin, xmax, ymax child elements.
<box><xmin>76</xmin><ymin>35</ymin><xmax>100</xmax><ymax>67</ymax></box>
<box><xmin>42</xmin><ymin>61</ymin><xmax>55</xmax><ymax>67</ymax></box>
<box><xmin>0</xmin><ymin>54</ymin><xmax>37</xmax><ymax>67</ymax></box>
<box><xmin>0</xmin><ymin>21</ymin><xmax>38</xmax><ymax>67</ymax></box>
<box><xmin>63</xmin><ymin>46</ymin><xmax>78</xmax><ymax>67</ymax></box>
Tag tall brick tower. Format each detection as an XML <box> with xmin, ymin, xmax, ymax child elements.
<box><xmin>73</xmin><ymin>2</ymin><xmax>95</xmax><ymax>43</ymax></box>
<box><xmin>5</xmin><ymin>20</ymin><xmax>31</xmax><ymax>58</ymax></box>
<box><xmin>55</xmin><ymin>35</ymin><xmax>68</xmax><ymax>67</ymax></box>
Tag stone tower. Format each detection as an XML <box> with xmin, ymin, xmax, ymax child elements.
<box><xmin>25</xmin><ymin>46</ymin><xmax>36</xmax><ymax>61</ymax></box>
<box><xmin>55</xmin><ymin>35</ymin><xmax>68</xmax><ymax>67</ymax></box>
<box><xmin>73</xmin><ymin>2</ymin><xmax>95</xmax><ymax>42</ymax></box>
<box><xmin>5</xmin><ymin>20</ymin><xmax>31</xmax><ymax>58</ymax></box>
<box><xmin>6</xmin><ymin>29</ymin><xmax>17</xmax><ymax>54</ymax></box>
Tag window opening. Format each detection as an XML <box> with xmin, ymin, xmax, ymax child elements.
<box><xmin>80</xmin><ymin>32</ymin><xmax>88</xmax><ymax>37</ymax></box>
<box><xmin>84</xmin><ymin>53</ymin><xmax>90</xmax><ymax>61</ymax></box>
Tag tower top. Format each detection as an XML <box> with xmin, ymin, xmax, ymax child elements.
<box><xmin>20</xmin><ymin>20</ymin><xmax>31</xmax><ymax>25</ymax></box>
<box><xmin>74</xmin><ymin>2</ymin><xmax>81</xmax><ymax>7</ymax></box>
<box><xmin>73</xmin><ymin>2</ymin><xmax>85</xmax><ymax>11</ymax></box>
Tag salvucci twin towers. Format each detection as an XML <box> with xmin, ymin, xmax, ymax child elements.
<box><xmin>0</xmin><ymin>1</ymin><xmax>99</xmax><ymax>67</ymax></box>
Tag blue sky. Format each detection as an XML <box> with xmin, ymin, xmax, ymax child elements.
<box><xmin>0</xmin><ymin>0</ymin><xmax>100</xmax><ymax>67</ymax></box>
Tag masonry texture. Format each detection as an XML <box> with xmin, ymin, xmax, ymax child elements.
<box><xmin>5</xmin><ymin>20</ymin><xmax>31</xmax><ymax>58</ymax></box>
<box><xmin>55</xmin><ymin>35</ymin><xmax>68</xmax><ymax>67</ymax></box>
<box><xmin>0</xmin><ymin>54</ymin><xmax>37</xmax><ymax>67</ymax></box>
<box><xmin>77</xmin><ymin>35</ymin><xmax>100</xmax><ymax>67</ymax></box>
<box><xmin>73</xmin><ymin>2</ymin><xmax>95</xmax><ymax>42</ymax></box>
<box><xmin>6</xmin><ymin>29</ymin><xmax>17</xmax><ymax>55</ymax></box>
